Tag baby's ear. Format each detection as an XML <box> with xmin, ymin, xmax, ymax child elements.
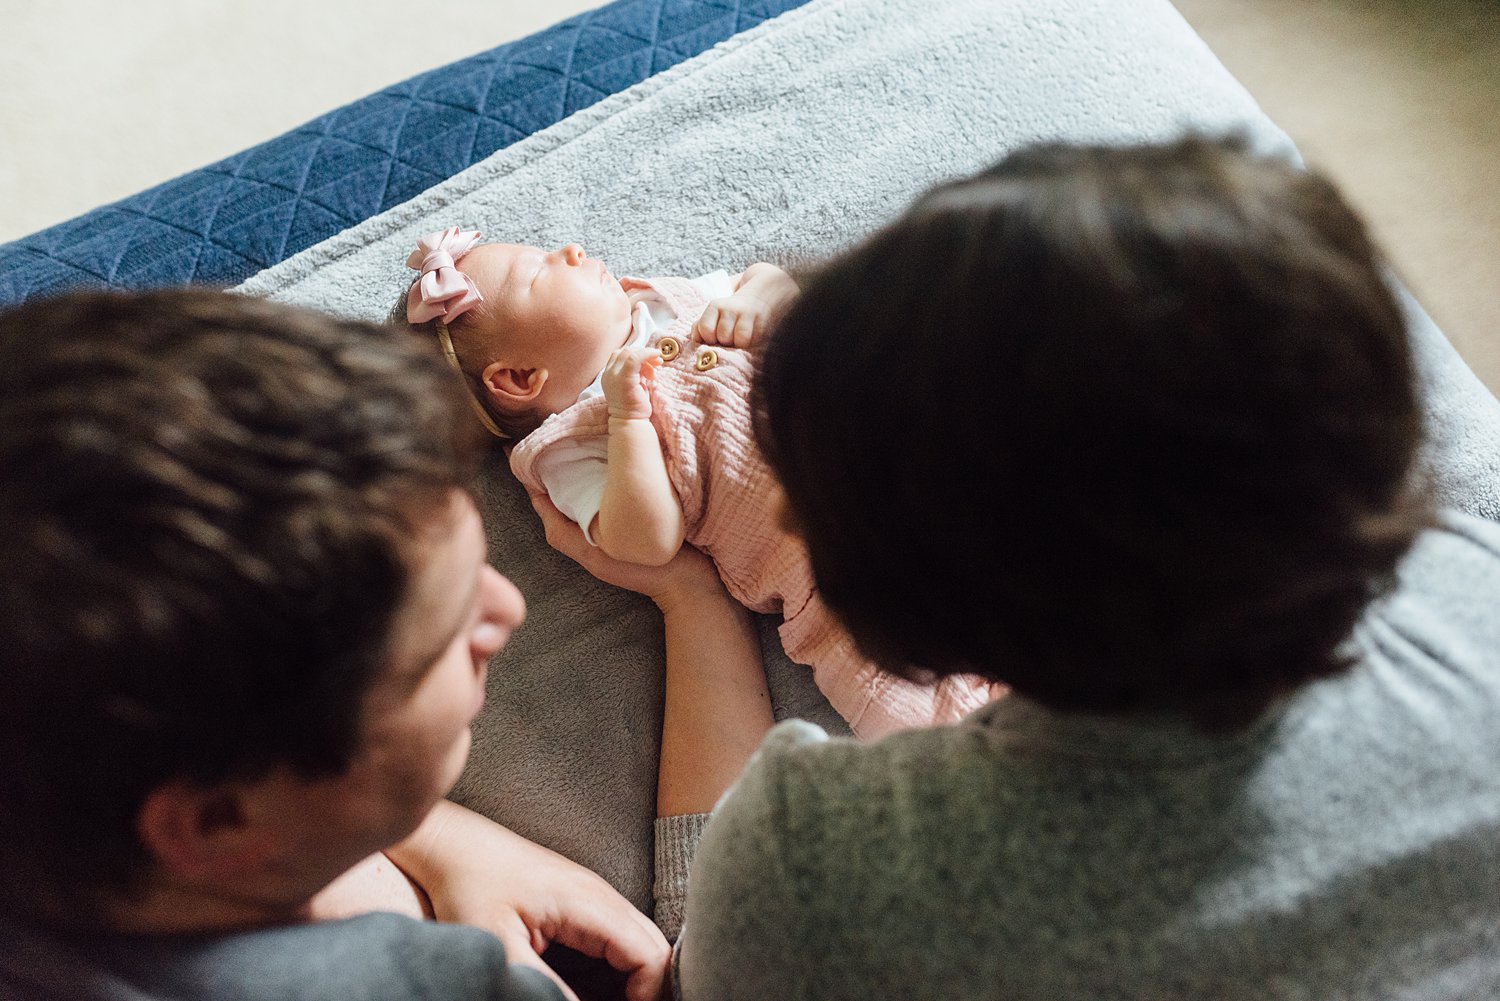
<box><xmin>481</xmin><ymin>361</ymin><xmax>546</xmax><ymax>405</ymax></box>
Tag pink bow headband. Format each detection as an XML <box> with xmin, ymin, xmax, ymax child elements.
<box><xmin>405</xmin><ymin>227</ymin><xmax>508</xmax><ymax>439</ymax></box>
<box><xmin>405</xmin><ymin>226</ymin><xmax>484</xmax><ymax>324</ymax></box>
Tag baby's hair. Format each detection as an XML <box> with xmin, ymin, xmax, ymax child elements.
<box><xmin>390</xmin><ymin>281</ymin><xmax>535</xmax><ymax>439</ymax></box>
<box><xmin>755</xmin><ymin>134</ymin><xmax>1429</xmax><ymax>731</ymax></box>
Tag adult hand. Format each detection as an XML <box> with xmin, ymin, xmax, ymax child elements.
<box><xmin>387</xmin><ymin>801</ymin><xmax>670</xmax><ymax>1001</ymax></box>
<box><xmin>532</xmin><ymin>493</ymin><xmax>718</xmax><ymax>612</ymax></box>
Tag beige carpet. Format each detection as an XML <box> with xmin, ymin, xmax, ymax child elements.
<box><xmin>2</xmin><ymin>0</ymin><xmax>1494</xmax><ymax>395</ymax></box>
<box><xmin>0</xmin><ymin>0</ymin><xmax>601</xmax><ymax>241</ymax></box>
<box><xmin>1171</xmin><ymin>0</ymin><xmax>1500</xmax><ymax>395</ymax></box>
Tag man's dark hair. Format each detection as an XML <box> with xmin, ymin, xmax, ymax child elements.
<box><xmin>0</xmin><ymin>289</ymin><xmax>482</xmax><ymax>926</ymax></box>
<box><xmin>754</xmin><ymin>135</ymin><xmax>1429</xmax><ymax>730</ymax></box>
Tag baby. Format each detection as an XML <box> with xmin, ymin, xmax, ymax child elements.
<box><xmin>399</xmin><ymin>227</ymin><xmax>1001</xmax><ymax>738</ymax></box>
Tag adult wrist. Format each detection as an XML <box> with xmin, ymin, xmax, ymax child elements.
<box><xmin>653</xmin><ymin>570</ymin><xmax>737</xmax><ymax>618</ymax></box>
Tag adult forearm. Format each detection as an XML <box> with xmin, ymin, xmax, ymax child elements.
<box><xmin>383</xmin><ymin>798</ymin><xmax>473</xmax><ymax>893</ymax></box>
<box><xmin>525</xmin><ymin>489</ymin><xmax>769</xmax><ymax>816</ymax></box>
<box><xmin>656</xmin><ymin>588</ymin><xmax>774</xmax><ymax>817</ymax></box>
<box><xmin>306</xmin><ymin>850</ymin><xmax>432</xmax><ymax>922</ymax></box>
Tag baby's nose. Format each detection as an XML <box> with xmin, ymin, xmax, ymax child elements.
<box><xmin>561</xmin><ymin>243</ymin><xmax>584</xmax><ymax>265</ymax></box>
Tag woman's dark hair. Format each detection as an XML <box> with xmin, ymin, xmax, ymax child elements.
<box><xmin>754</xmin><ymin>135</ymin><xmax>1429</xmax><ymax>730</ymax></box>
<box><xmin>0</xmin><ymin>288</ymin><xmax>483</xmax><ymax>926</ymax></box>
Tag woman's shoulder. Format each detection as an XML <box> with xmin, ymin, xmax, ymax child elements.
<box><xmin>743</xmin><ymin>717</ymin><xmax>973</xmax><ymax>774</ymax></box>
<box><xmin>688</xmin><ymin>717</ymin><xmax>992</xmax><ymax>930</ymax></box>
<box><xmin>713</xmin><ymin>716</ymin><xmax>987</xmax><ymax>837</ymax></box>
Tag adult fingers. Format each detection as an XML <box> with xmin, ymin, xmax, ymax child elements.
<box><xmin>491</xmin><ymin>914</ymin><xmax>582</xmax><ymax>1001</ymax></box>
<box><xmin>531</xmin><ymin>494</ymin><xmax>590</xmax><ymax>562</ymax></box>
<box><xmin>546</xmin><ymin>896</ymin><xmax>671</xmax><ymax>1001</ymax></box>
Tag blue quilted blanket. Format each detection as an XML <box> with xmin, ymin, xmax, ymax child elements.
<box><xmin>0</xmin><ymin>0</ymin><xmax>806</xmax><ymax>308</ymax></box>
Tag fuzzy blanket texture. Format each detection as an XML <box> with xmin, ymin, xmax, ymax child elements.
<box><xmin>236</xmin><ymin>0</ymin><xmax>1500</xmax><ymax>912</ymax></box>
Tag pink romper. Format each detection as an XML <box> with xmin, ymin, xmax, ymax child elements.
<box><xmin>510</xmin><ymin>276</ymin><xmax>1001</xmax><ymax>738</ymax></box>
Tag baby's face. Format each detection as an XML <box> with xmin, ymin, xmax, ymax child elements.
<box><xmin>459</xmin><ymin>242</ymin><xmax>633</xmax><ymax>411</ymax></box>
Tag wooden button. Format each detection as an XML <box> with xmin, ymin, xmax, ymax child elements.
<box><xmin>694</xmin><ymin>348</ymin><xmax>719</xmax><ymax>372</ymax></box>
<box><xmin>657</xmin><ymin>336</ymin><xmax>682</xmax><ymax>361</ymax></box>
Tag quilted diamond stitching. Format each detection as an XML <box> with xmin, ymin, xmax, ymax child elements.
<box><xmin>0</xmin><ymin>0</ymin><xmax>807</xmax><ymax>308</ymax></box>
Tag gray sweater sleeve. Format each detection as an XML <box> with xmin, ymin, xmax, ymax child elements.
<box><xmin>653</xmin><ymin>813</ymin><xmax>710</xmax><ymax>941</ymax></box>
<box><xmin>664</xmin><ymin>723</ymin><xmax>832</xmax><ymax>1001</ymax></box>
<box><xmin>0</xmin><ymin>911</ymin><xmax>567</xmax><ymax>1001</ymax></box>
<box><xmin>653</xmin><ymin>721</ymin><xmax>831</xmax><ymax>946</ymax></box>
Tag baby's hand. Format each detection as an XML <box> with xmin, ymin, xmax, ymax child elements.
<box><xmin>695</xmin><ymin>294</ymin><xmax>772</xmax><ymax>349</ymax></box>
<box><xmin>602</xmin><ymin>347</ymin><xmax>662</xmax><ymax>421</ymax></box>
<box><xmin>695</xmin><ymin>263</ymin><xmax>799</xmax><ymax>348</ymax></box>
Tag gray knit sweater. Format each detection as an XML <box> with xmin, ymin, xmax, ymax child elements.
<box><xmin>0</xmin><ymin>911</ymin><xmax>564</xmax><ymax>1001</ymax></box>
<box><xmin>654</xmin><ymin>511</ymin><xmax>1500</xmax><ymax>1000</ymax></box>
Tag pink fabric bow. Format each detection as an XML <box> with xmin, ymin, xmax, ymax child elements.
<box><xmin>406</xmin><ymin>227</ymin><xmax>484</xmax><ymax>324</ymax></box>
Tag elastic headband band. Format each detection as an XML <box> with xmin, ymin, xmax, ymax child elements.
<box><xmin>435</xmin><ymin>321</ymin><xmax>510</xmax><ymax>440</ymax></box>
<box><xmin>404</xmin><ymin>227</ymin><xmax>509</xmax><ymax>440</ymax></box>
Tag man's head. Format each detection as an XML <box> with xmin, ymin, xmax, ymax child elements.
<box><xmin>0</xmin><ymin>289</ymin><xmax>521</xmax><ymax>929</ymax></box>
<box><xmin>755</xmin><ymin>135</ymin><xmax>1429</xmax><ymax>729</ymax></box>
<box><xmin>402</xmin><ymin>240</ymin><xmax>635</xmax><ymax>437</ymax></box>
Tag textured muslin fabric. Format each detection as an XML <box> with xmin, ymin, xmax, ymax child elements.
<box><xmin>528</xmin><ymin>271</ymin><xmax>735</xmax><ymax>541</ymax></box>
<box><xmin>658</xmin><ymin>513</ymin><xmax>1500</xmax><ymax>999</ymax></box>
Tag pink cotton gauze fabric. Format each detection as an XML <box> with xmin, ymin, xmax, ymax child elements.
<box><xmin>510</xmin><ymin>276</ymin><xmax>1001</xmax><ymax>738</ymax></box>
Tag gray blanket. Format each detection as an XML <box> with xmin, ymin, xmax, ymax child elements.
<box><xmin>236</xmin><ymin>0</ymin><xmax>1500</xmax><ymax>912</ymax></box>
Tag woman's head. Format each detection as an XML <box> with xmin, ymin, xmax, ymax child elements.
<box><xmin>398</xmin><ymin>230</ymin><xmax>634</xmax><ymax>437</ymax></box>
<box><xmin>755</xmin><ymin>135</ymin><xmax>1428</xmax><ymax>729</ymax></box>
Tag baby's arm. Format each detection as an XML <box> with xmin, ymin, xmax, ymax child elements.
<box><xmin>595</xmin><ymin>346</ymin><xmax>687</xmax><ymax>566</ymax></box>
<box><xmin>695</xmin><ymin>262</ymin><xmax>800</xmax><ymax>348</ymax></box>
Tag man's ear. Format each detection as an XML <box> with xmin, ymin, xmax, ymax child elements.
<box><xmin>136</xmin><ymin>781</ymin><xmax>278</xmax><ymax>883</ymax></box>
<box><xmin>481</xmin><ymin>361</ymin><xmax>547</xmax><ymax>406</ymax></box>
